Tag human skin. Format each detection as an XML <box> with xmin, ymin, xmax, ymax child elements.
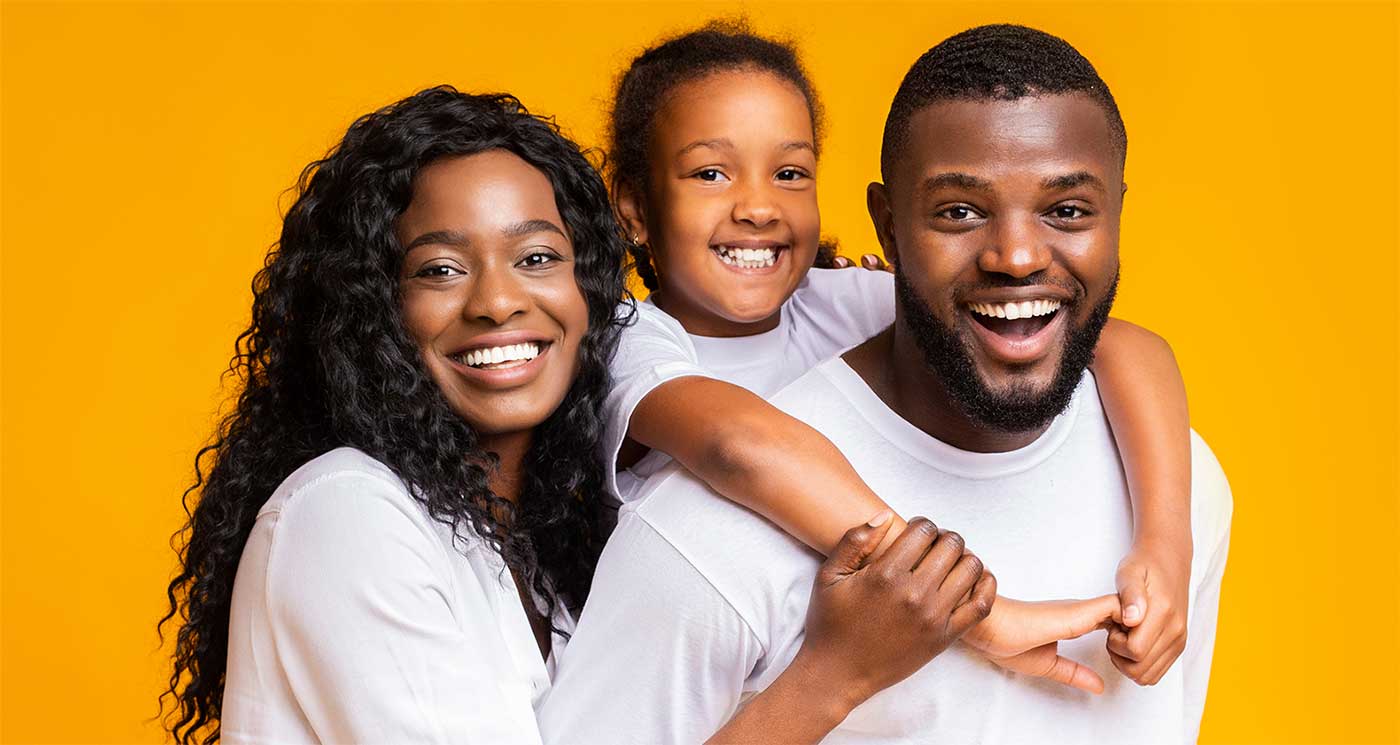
<box><xmin>616</xmin><ymin>68</ymin><xmax>821</xmax><ymax>337</ymax></box>
<box><xmin>858</xmin><ymin>92</ymin><xmax>1188</xmax><ymax>682</ymax></box>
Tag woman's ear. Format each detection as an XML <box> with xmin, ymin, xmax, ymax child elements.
<box><xmin>615</xmin><ymin>182</ymin><xmax>649</xmax><ymax>245</ymax></box>
<box><xmin>865</xmin><ymin>182</ymin><xmax>899</xmax><ymax>270</ymax></box>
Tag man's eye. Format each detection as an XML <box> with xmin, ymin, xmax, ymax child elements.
<box><xmin>694</xmin><ymin>169</ymin><xmax>728</xmax><ymax>182</ymax></box>
<box><xmin>1052</xmin><ymin>205</ymin><xmax>1088</xmax><ymax>219</ymax></box>
<box><xmin>519</xmin><ymin>252</ymin><xmax>559</xmax><ymax>268</ymax></box>
<box><xmin>416</xmin><ymin>265</ymin><xmax>461</xmax><ymax>278</ymax></box>
<box><xmin>940</xmin><ymin>206</ymin><xmax>977</xmax><ymax>220</ymax></box>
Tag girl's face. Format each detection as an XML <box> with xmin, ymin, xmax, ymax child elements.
<box><xmin>397</xmin><ymin>150</ymin><xmax>589</xmax><ymax>437</ymax></box>
<box><xmin>626</xmin><ymin>68</ymin><xmax>820</xmax><ymax>337</ymax></box>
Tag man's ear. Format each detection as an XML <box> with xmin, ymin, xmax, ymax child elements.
<box><xmin>615</xmin><ymin>182</ymin><xmax>648</xmax><ymax>245</ymax></box>
<box><xmin>866</xmin><ymin>182</ymin><xmax>899</xmax><ymax>269</ymax></box>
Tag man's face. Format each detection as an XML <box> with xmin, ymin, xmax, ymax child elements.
<box><xmin>871</xmin><ymin>94</ymin><xmax>1123</xmax><ymax>431</ymax></box>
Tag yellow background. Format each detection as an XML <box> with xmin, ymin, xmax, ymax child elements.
<box><xmin>2</xmin><ymin>1</ymin><xmax>1396</xmax><ymax>743</ymax></box>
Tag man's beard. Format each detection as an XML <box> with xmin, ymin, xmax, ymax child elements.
<box><xmin>895</xmin><ymin>270</ymin><xmax>1119</xmax><ymax>433</ymax></box>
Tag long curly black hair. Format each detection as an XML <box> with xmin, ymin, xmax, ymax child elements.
<box><xmin>158</xmin><ymin>86</ymin><xmax>630</xmax><ymax>745</ymax></box>
<box><xmin>608</xmin><ymin>19</ymin><xmax>840</xmax><ymax>290</ymax></box>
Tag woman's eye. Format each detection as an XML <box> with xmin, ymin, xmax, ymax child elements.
<box><xmin>694</xmin><ymin>169</ymin><xmax>728</xmax><ymax>183</ymax></box>
<box><xmin>775</xmin><ymin>168</ymin><xmax>808</xmax><ymax>182</ymax></box>
<box><xmin>519</xmin><ymin>252</ymin><xmax>559</xmax><ymax>268</ymax></box>
<box><xmin>416</xmin><ymin>264</ymin><xmax>461</xmax><ymax>278</ymax></box>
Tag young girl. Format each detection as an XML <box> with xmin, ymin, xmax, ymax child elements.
<box><xmin>602</xmin><ymin>22</ymin><xmax>1191</xmax><ymax>689</ymax></box>
<box><xmin>160</xmin><ymin>87</ymin><xmax>993</xmax><ymax>745</ymax></box>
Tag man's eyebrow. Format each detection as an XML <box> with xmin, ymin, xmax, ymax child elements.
<box><xmin>921</xmin><ymin>172</ymin><xmax>993</xmax><ymax>192</ymax></box>
<box><xmin>677</xmin><ymin>138</ymin><xmax>735</xmax><ymax>156</ymax></box>
<box><xmin>404</xmin><ymin>229</ymin><xmax>469</xmax><ymax>251</ymax></box>
<box><xmin>501</xmin><ymin>219</ymin><xmax>567</xmax><ymax>239</ymax></box>
<box><xmin>1042</xmin><ymin>171</ymin><xmax>1106</xmax><ymax>193</ymax></box>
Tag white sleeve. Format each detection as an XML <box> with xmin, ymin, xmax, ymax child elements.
<box><xmin>1182</xmin><ymin>433</ymin><xmax>1235</xmax><ymax>742</ymax></box>
<box><xmin>604</xmin><ymin>301</ymin><xmax>710</xmax><ymax>497</ymax></box>
<box><xmin>787</xmin><ymin>268</ymin><xmax>896</xmax><ymax>357</ymax></box>
<box><xmin>263</xmin><ymin>473</ymin><xmax>543</xmax><ymax>745</ymax></box>
<box><xmin>539</xmin><ymin>509</ymin><xmax>763</xmax><ymax>744</ymax></box>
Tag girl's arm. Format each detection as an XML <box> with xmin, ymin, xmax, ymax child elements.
<box><xmin>630</xmin><ymin>376</ymin><xmax>1122</xmax><ymax>689</ymax></box>
<box><xmin>1090</xmin><ymin>318</ymin><xmax>1194</xmax><ymax>685</ymax></box>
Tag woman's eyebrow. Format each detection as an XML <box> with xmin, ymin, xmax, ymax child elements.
<box><xmin>404</xmin><ymin>229</ymin><xmax>470</xmax><ymax>250</ymax></box>
<box><xmin>501</xmin><ymin>219</ymin><xmax>566</xmax><ymax>239</ymax></box>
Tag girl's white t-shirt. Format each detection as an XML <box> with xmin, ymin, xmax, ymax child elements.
<box><xmin>604</xmin><ymin>268</ymin><xmax>896</xmax><ymax>501</ymax></box>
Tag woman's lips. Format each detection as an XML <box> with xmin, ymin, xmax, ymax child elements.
<box><xmin>445</xmin><ymin>341</ymin><xmax>552</xmax><ymax>388</ymax></box>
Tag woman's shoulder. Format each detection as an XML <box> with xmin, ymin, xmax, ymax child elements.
<box><xmin>261</xmin><ymin>447</ymin><xmax>410</xmax><ymax>518</ymax></box>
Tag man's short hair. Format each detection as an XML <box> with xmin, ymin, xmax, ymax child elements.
<box><xmin>880</xmin><ymin>24</ymin><xmax>1128</xmax><ymax>183</ymax></box>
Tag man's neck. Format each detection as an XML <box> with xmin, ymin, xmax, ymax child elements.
<box><xmin>845</xmin><ymin>326</ymin><xmax>1051</xmax><ymax>454</ymax></box>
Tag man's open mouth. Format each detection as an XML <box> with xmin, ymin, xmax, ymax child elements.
<box><xmin>965</xmin><ymin>299</ymin><xmax>1063</xmax><ymax>339</ymax></box>
<box><xmin>710</xmin><ymin>244</ymin><xmax>786</xmax><ymax>269</ymax></box>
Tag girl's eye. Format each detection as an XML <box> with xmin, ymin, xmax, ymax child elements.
<box><xmin>416</xmin><ymin>264</ymin><xmax>461</xmax><ymax>278</ymax></box>
<box><xmin>775</xmin><ymin>168</ymin><xmax>808</xmax><ymax>182</ymax></box>
<box><xmin>519</xmin><ymin>252</ymin><xmax>560</xmax><ymax>268</ymax></box>
<box><xmin>694</xmin><ymin>169</ymin><xmax>728</xmax><ymax>183</ymax></box>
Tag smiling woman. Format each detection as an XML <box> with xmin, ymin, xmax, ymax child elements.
<box><xmin>158</xmin><ymin>87</ymin><xmax>629</xmax><ymax>744</ymax></box>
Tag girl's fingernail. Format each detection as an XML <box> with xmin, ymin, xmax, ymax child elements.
<box><xmin>868</xmin><ymin>510</ymin><xmax>893</xmax><ymax>527</ymax></box>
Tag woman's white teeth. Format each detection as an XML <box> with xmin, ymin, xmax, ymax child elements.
<box><xmin>716</xmin><ymin>246</ymin><xmax>778</xmax><ymax>268</ymax></box>
<box><xmin>967</xmin><ymin>299</ymin><xmax>1062</xmax><ymax>319</ymax></box>
<box><xmin>456</xmin><ymin>342</ymin><xmax>542</xmax><ymax>369</ymax></box>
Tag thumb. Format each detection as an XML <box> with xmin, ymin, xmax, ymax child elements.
<box><xmin>1034</xmin><ymin>644</ymin><xmax>1107</xmax><ymax>695</ymax></box>
<box><xmin>1115</xmin><ymin>564</ymin><xmax>1149</xmax><ymax>627</ymax></box>
<box><xmin>820</xmin><ymin>511</ymin><xmax>893</xmax><ymax>579</ymax></box>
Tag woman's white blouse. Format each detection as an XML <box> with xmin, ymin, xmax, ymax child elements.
<box><xmin>222</xmin><ymin>447</ymin><xmax>568</xmax><ymax>744</ymax></box>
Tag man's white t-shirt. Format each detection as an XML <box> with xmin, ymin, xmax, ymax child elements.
<box><xmin>222</xmin><ymin>448</ymin><xmax>567</xmax><ymax>744</ymax></box>
<box><xmin>604</xmin><ymin>268</ymin><xmax>895</xmax><ymax>499</ymax></box>
<box><xmin>542</xmin><ymin>360</ymin><xmax>1233</xmax><ymax>744</ymax></box>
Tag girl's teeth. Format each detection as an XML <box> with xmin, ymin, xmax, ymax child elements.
<box><xmin>716</xmin><ymin>246</ymin><xmax>778</xmax><ymax>269</ymax></box>
<box><xmin>458</xmin><ymin>342</ymin><xmax>543</xmax><ymax>368</ymax></box>
<box><xmin>967</xmin><ymin>299</ymin><xmax>1062</xmax><ymax>319</ymax></box>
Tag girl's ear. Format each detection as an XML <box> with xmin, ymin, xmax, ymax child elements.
<box><xmin>865</xmin><ymin>182</ymin><xmax>899</xmax><ymax>269</ymax></box>
<box><xmin>615</xmin><ymin>182</ymin><xmax>649</xmax><ymax>245</ymax></box>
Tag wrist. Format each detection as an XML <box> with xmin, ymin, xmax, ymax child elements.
<box><xmin>786</xmin><ymin>649</ymin><xmax>868</xmax><ymax>722</ymax></box>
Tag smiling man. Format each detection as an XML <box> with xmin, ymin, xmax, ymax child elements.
<box><xmin>542</xmin><ymin>25</ymin><xmax>1232</xmax><ymax>743</ymax></box>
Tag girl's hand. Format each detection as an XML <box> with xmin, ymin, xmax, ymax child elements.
<box><xmin>1107</xmin><ymin>537</ymin><xmax>1191</xmax><ymax>685</ymax></box>
<box><xmin>793</xmin><ymin>514</ymin><xmax>996</xmax><ymax>710</ymax></box>
<box><xmin>962</xmin><ymin>595</ymin><xmax>1122</xmax><ymax>694</ymax></box>
<box><xmin>831</xmin><ymin>253</ymin><xmax>895</xmax><ymax>273</ymax></box>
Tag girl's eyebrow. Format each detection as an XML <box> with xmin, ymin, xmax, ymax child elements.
<box><xmin>779</xmin><ymin>141</ymin><xmax>815</xmax><ymax>153</ymax></box>
<box><xmin>678</xmin><ymin>138</ymin><xmax>734</xmax><ymax>156</ymax></box>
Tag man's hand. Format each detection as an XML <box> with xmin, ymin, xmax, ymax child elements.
<box><xmin>963</xmin><ymin>595</ymin><xmax>1121</xmax><ymax>694</ymax></box>
<box><xmin>1107</xmin><ymin>538</ymin><xmax>1191</xmax><ymax>685</ymax></box>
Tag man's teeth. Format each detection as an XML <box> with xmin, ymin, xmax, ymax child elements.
<box><xmin>715</xmin><ymin>246</ymin><xmax>778</xmax><ymax>269</ymax></box>
<box><xmin>454</xmin><ymin>342</ymin><xmax>542</xmax><ymax>369</ymax></box>
<box><xmin>967</xmin><ymin>299</ymin><xmax>1062</xmax><ymax>320</ymax></box>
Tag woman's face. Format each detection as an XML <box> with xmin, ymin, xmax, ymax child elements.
<box><xmin>631</xmin><ymin>68</ymin><xmax>820</xmax><ymax>337</ymax></box>
<box><xmin>397</xmin><ymin>150</ymin><xmax>589</xmax><ymax>437</ymax></box>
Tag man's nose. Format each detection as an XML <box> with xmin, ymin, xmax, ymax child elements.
<box><xmin>977</xmin><ymin>215</ymin><xmax>1052</xmax><ymax>278</ymax></box>
<box><xmin>731</xmin><ymin>178</ymin><xmax>780</xmax><ymax>228</ymax></box>
<box><xmin>463</xmin><ymin>265</ymin><xmax>530</xmax><ymax>324</ymax></box>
